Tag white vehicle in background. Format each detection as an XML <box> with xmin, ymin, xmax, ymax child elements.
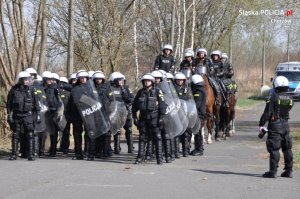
<box><xmin>275</xmin><ymin>61</ymin><xmax>300</xmax><ymax>100</ymax></box>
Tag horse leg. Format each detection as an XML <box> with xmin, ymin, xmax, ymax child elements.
<box><xmin>207</xmin><ymin>117</ymin><xmax>213</xmax><ymax>144</ymax></box>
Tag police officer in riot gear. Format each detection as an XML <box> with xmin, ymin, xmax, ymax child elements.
<box><xmin>92</xmin><ymin>71</ymin><xmax>109</xmax><ymax>157</ymax></box>
<box><xmin>221</xmin><ymin>53</ymin><xmax>237</xmax><ymax>93</ymax></box>
<box><xmin>190</xmin><ymin>74</ymin><xmax>206</xmax><ymax>156</ymax></box>
<box><xmin>58</xmin><ymin>77</ymin><xmax>72</xmax><ymax>154</ymax></box>
<box><xmin>132</xmin><ymin>74</ymin><xmax>167</xmax><ymax>165</ymax></box>
<box><xmin>174</xmin><ymin>73</ymin><xmax>192</xmax><ymax>157</ymax></box>
<box><xmin>108</xmin><ymin>72</ymin><xmax>132</xmax><ymax>154</ymax></box>
<box><xmin>210</xmin><ymin>50</ymin><xmax>229</xmax><ymax>107</ymax></box>
<box><xmin>259</xmin><ymin>76</ymin><xmax>294</xmax><ymax>178</ymax></box>
<box><xmin>69</xmin><ymin>70</ymin><xmax>90</xmax><ymax>160</ymax></box>
<box><xmin>25</xmin><ymin>67</ymin><xmax>38</xmax><ymax>80</ymax></box>
<box><xmin>194</xmin><ymin>48</ymin><xmax>213</xmax><ymax>75</ymax></box>
<box><xmin>7</xmin><ymin>71</ymin><xmax>41</xmax><ymax>161</ymax></box>
<box><xmin>42</xmin><ymin>71</ymin><xmax>60</xmax><ymax>157</ymax></box>
<box><xmin>154</xmin><ymin>44</ymin><xmax>176</xmax><ymax>73</ymax></box>
<box><xmin>180</xmin><ymin>49</ymin><xmax>195</xmax><ymax>78</ymax></box>
<box><xmin>120</xmin><ymin>74</ymin><xmax>135</xmax><ymax>153</ymax></box>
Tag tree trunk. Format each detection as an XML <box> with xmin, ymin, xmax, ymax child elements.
<box><xmin>29</xmin><ymin>0</ymin><xmax>43</xmax><ymax>67</ymax></box>
<box><xmin>133</xmin><ymin>0</ymin><xmax>139</xmax><ymax>87</ymax></box>
<box><xmin>67</xmin><ymin>0</ymin><xmax>74</xmax><ymax>76</ymax></box>
<box><xmin>38</xmin><ymin>0</ymin><xmax>47</xmax><ymax>74</ymax></box>
<box><xmin>190</xmin><ymin>0</ymin><xmax>196</xmax><ymax>50</ymax></box>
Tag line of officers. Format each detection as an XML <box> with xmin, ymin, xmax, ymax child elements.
<box><xmin>6</xmin><ymin>66</ymin><xmax>206</xmax><ymax>164</ymax></box>
<box><xmin>6</xmin><ymin>44</ymin><xmax>234</xmax><ymax>164</ymax></box>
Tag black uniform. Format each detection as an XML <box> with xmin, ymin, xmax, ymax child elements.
<box><xmin>210</xmin><ymin>59</ymin><xmax>226</xmax><ymax>105</ymax></box>
<box><xmin>174</xmin><ymin>83</ymin><xmax>192</xmax><ymax>157</ymax></box>
<box><xmin>32</xmin><ymin>80</ymin><xmax>48</xmax><ymax>157</ymax></box>
<box><xmin>107</xmin><ymin>82</ymin><xmax>132</xmax><ymax>154</ymax></box>
<box><xmin>190</xmin><ymin>82</ymin><xmax>206</xmax><ymax>156</ymax></box>
<box><xmin>44</xmin><ymin>83</ymin><xmax>60</xmax><ymax>156</ymax></box>
<box><xmin>7</xmin><ymin>83</ymin><xmax>41</xmax><ymax>160</ymax></box>
<box><xmin>222</xmin><ymin>61</ymin><xmax>237</xmax><ymax>93</ymax></box>
<box><xmin>259</xmin><ymin>91</ymin><xmax>294</xmax><ymax>178</ymax></box>
<box><xmin>58</xmin><ymin>82</ymin><xmax>72</xmax><ymax>154</ymax></box>
<box><xmin>154</xmin><ymin>54</ymin><xmax>176</xmax><ymax>72</ymax></box>
<box><xmin>69</xmin><ymin>82</ymin><xmax>86</xmax><ymax>160</ymax></box>
<box><xmin>122</xmin><ymin>85</ymin><xmax>135</xmax><ymax>153</ymax></box>
<box><xmin>132</xmin><ymin>86</ymin><xmax>167</xmax><ymax>164</ymax></box>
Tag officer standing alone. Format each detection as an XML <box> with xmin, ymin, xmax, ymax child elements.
<box><xmin>259</xmin><ymin>76</ymin><xmax>294</xmax><ymax>178</ymax></box>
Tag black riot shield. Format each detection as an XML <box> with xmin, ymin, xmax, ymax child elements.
<box><xmin>53</xmin><ymin>98</ymin><xmax>67</xmax><ymax>132</ymax></box>
<box><xmin>72</xmin><ymin>80</ymin><xmax>111</xmax><ymax>139</ymax></box>
<box><xmin>108</xmin><ymin>101</ymin><xmax>128</xmax><ymax>135</ymax></box>
<box><xmin>159</xmin><ymin>75</ymin><xmax>188</xmax><ymax>139</ymax></box>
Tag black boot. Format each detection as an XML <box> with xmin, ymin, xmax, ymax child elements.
<box><xmin>155</xmin><ymin>139</ymin><xmax>163</xmax><ymax>165</ymax></box>
<box><xmin>126</xmin><ymin>130</ymin><xmax>134</xmax><ymax>153</ymax></box>
<box><xmin>181</xmin><ymin>134</ymin><xmax>189</xmax><ymax>157</ymax></box>
<box><xmin>87</xmin><ymin>139</ymin><xmax>95</xmax><ymax>161</ymax></box>
<box><xmin>135</xmin><ymin>136</ymin><xmax>146</xmax><ymax>164</ymax></box>
<box><xmin>103</xmin><ymin>133</ymin><xmax>112</xmax><ymax>158</ymax></box>
<box><xmin>174</xmin><ymin>137</ymin><xmax>180</xmax><ymax>158</ymax></box>
<box><xmin>190</xmin><ymin>134</ymin><xmax>204</xmax><ymax>156</ymax></box>
<box><xmin>72</xmin><ymin>132</ymin><xmax>83</xmax><ymax>160</ymax></box>
<box><xmin>27</xmin><ymin>132</ymin><xmax>35</xmax><ymax>161</ymax></box>
<box><xmin>263</xmin><ymin>158</ymin><xmax>278</xmax><ymax>178</ymax></box>
<box><xmin>9</xmin><ymin>136</ymin><xmax>18</xmax><ymax>161</ymax></box>
<box><xmin>163</xmin><ymin>138</ymin><xmax>171</xmax><ymax>163</ymax></box>
<box><xmin>170</xmin><ymin>138</ymin><xmax>175</xmax><ymax>161</ymax></box>
<box><xmin>114</xmin><ymin>132</ymin><xmax>121</xmax><ymax>154</ymax></box>
<box><xmin>49</xmin><ymin>134</ymin><xmax>57</xmax><ymax>157</ymax></box>
<box><xmin>281</xmin><ymin>170</ymin><xmax>293</xmax><ymax>178</ymax></box>
<box><xmin>145</xmin><ymin>138</ymin><xmax>154</xmax><ymax>161</ymax></box>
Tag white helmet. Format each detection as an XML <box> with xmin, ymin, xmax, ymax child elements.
<box><xmin>36</xmin><ymin>74</ymin><xmax>43</xmax><ymax>82</ymax></box>
<box><xmin>25</xmin><ymin>67</ymin><xmax>37</xmax><ymax>75</ymax></box>
<box><xmin>174</xmin><ymin>73</ymin><xmax>186</xmax><ymax>80</ymax></box>
<box><xmin>211</xmin><ymin>50</ymin><xmax>222</xmax><ymax>57</ymax></box>
<box><xmin>166</xmin><ymin>73</ymin><xmax>174</xmax><ymax>79</ymax></box>
<box><xmin>59</xmin><ymin>77</ymin><xmax>69</xmax><ymax>84</ymax></box>
<box><xmin>52</xmin><ymin>73</ymin><xmax>60</xmax><ymax>81</ymax></box>
<box><xmin>69</xmin><ymin>72</ymin><xmax>77</xmax><ymax>80</ymax></box>
<box><xmin>16</xmin><ymin>71</ymin><xmax>31</xmax><ymax>84</ymax></box>
<box><xmin>109</xmin><ymin>72</ymin><xmax>124</xmax><ymax>81</ymax></box>
<box><xmin>88</xmin><ymin>71</ymin><xmax>95</xmax><ymax>78</ymax></box>
<box><xmin>151</xmin><ymin>70</ymin><xmax>163</xmax><ymax>79</ymax></box>
<box><xmin>196</xmin><ymin>48</ymin><xmax>207</xmax><ymax>56</ymax></box>
<box><xmin>76</xmin><ymin>70</ymin><xmax>89</xmax><ymax>78</ymax></box>
<box><xmin>184</xmin><ymin>48</ymin><xmax>195</xmax><ymax>57</ymax></box>
<box><xmin>141</xmin><ymin>74</ymin><xmax>155</xmax><ymax>83</ymax></box>
<box><xmin>93</xmin><ymin>72</ymin><xmax>106</xmax><ymax>79</ymax></box>
<box><xmin>273</xmin><ymin>76</ymin><xmax>289</xmax><ymax>88</ymax></box>
<box><xmin>192</xmin><ymin>74</ymin><xmax>204</xmax><ymax>85</ymax></box>
<box><xmin>184</xmin><ymin>51</ymin><xmax>194</xmax><ymax>58</ymax></box>
<box><xmin>261</xmin><ymin>85</ymin><xmax>271</xmax><ymax>97</ymax></box>
<box><xmin>221</xmin><ymin>53</ymin><xmax>228</xmax><ymax>59</ymax></box>
<box><xmin>162</xmin><ymin>44</ymin><xmax>173</xmax><ymax>52</ymax></box>
<box><xmin>42</xmin><ymin>71</ymin><xmax>54</xmax><ymax>79</ymax></box>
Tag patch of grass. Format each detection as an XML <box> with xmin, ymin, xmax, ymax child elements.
<box><xmin>291</xmin><ymin>129</ymin><xmax>300</xmax><ymax>169</ymax></box>
<box><xmin>236</xmin><ymin>97</ymin><xmax>264</xmax><ymax>109</ymax></box>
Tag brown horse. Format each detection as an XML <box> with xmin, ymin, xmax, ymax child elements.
<box><xmin>220</xmin><ymin>90</ymin><xmax>237</xmax><ymax>139</ymax></box>
<box><xmin>201</xmin><ymin>74</ymin><xmax>222</xmax><ymax>144</ymax></box>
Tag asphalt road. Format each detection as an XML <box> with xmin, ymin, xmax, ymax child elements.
<box><xmin>0</xmin><ymin>101</ymin><xmax>299</xmax><ymax>199</ymax></box>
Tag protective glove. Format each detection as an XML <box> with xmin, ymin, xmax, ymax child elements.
<box><xmin>133</xmin><ymin>117</ymin><xmax>139</xmax><ymax>126</ymax></box>
<box><xmin>158</xmin><ymin>117</ymin><xmax>164</xmax><ymax>127</ymax></box>
<box><xmin>258</xmin><ymin>126</ymin><xmax>267</xmax><ymax>139</ymax></box>
<box><xmin>7</xmin><ymin>112</ymin><xmax>14</xmax><ymax>124</ymax></box>
<box><xmin>36</xmin><ymin>112</ymin><xmax>41</xmax><ymax>123</ymax></box>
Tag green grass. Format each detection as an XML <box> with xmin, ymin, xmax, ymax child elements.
<box><xmin>236</xmin><ymin>97</ymin><xmax>264</xmax><ymax>109</ymax></box>
<box><xmin>291</xmin><ymin>129</ymin><xmax>300</xmax><ymax>169</ymax></box>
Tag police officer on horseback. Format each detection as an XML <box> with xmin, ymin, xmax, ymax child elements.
<box><xmin>154</xmin><ymin>44</ymin><xmax>176</xmax><ymax>73</ymax></box>
<box><xmin>259</xmin><ymin>76</ymin><xmax>294</xmax><ymax>178</ymax></box>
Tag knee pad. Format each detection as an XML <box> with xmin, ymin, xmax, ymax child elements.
<box><xmin>266</xmin><ymin>138</ymin><xmax>281</xmax><ymax>153</ymax></box>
